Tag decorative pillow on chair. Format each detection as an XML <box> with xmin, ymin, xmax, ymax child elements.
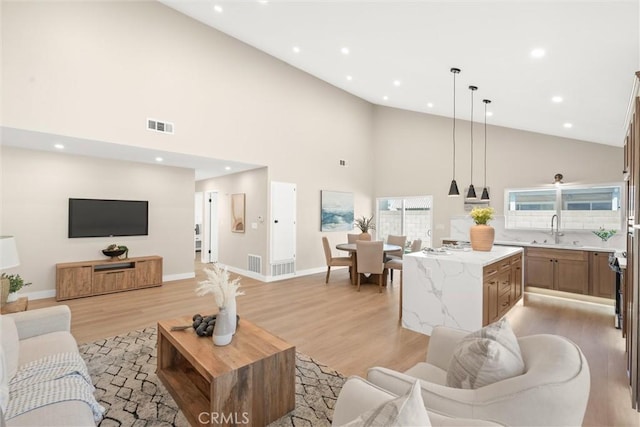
<box><xmin>342</xmin><ymin>380</ymin><xmax>431</xmax><ymax>427</ymax></box>
<box><xmin>446</xmin><ymin>318</ymin><xmax>524</xmax><ymax>389</ymax></box>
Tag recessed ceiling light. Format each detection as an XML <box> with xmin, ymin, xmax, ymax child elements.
<box><xmin>552</xmin><ymin>96</ymin><xmax>563</xmax><ymax>103</ymax></box>
<box><xmin>225</xmin><ymin>166</ymin><xmax>231</xmax><ymax>171</ymax></box>
<box><xmin>292</xmin><ymin>46</ymin><xmax>300</xmax><ymax>54</ymax></box>
<box><xmin>530</xmin><ymin>48</ymin><xmax>545</xmax><ymax>58</ymax></box>
<box><xmin>427</xmin><ymin>103</ymin><xmax>434</xmax><ymax>108</ymax></box>
<box><xmin>257</xmin><ymin>0</ymin><xmax>269</xmax><ymax>4</ymax></box>
<box><xmin>563</xmin><ymin>123</ymin><xmax>573</xmax><ymax>129</ymax></box>
<box><xmin>54</xmin><ymin>143</ymin><xmax>64</xmax><ymax>149</ymax></box>
<box><xmin>155</xmin><ymin>157</ymin><xmax>164</xmax><ymax>162</ymax></box>
<box><xmin>486</xmin><ymin>111</ymin><xmax>493</xmax><ymax>117</ymax></box>
<box><xmin>382</xmin><ymin>95</ymin><xmax>389</xmax><ymax>101</ymax></box>
<box><xmin>340</xmin><ymin>47</ymin><xmax>350</xmax><ymax>55</ymax></box>
<box><xmin>346</xmin><ymin>75</ymin><xmax>353</xmax><ymax>81</ymax></box>
<box><xmin>213</xmin><ymin>4</ymin><xmax>223</xmax><ymax>13</ymax></box>
<box><xmin>393</xmin><ymin>80</ymin><xmax>401</xmax><ymax>87</ymax></box>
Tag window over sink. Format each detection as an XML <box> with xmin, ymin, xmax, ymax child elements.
<box><xmin>505</xmin><ymin>184</ymin><xmax>622</xmax><ymax>231</ymax></box>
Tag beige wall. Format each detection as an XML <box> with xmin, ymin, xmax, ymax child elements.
<box><xmin>1</xmin><ymin>0</ymin><xmax>375</xmax><ymax>276</ymax></box>
<box><xmin>0</xmin><ymin>147</ymin><xmax>195</xmax><ymax>297</ymax></box>
<box><xmin>372</xmin><ymin>106</ymin><xmax>623</xmax><ymax>245</ymax></box>
<box><xmin>196</xmin><ymin>168</ymin><xmax>269</xmax><ymax>274</ymax></box>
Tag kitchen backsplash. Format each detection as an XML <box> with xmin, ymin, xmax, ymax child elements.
<box><xmin>449</xmin><ymin>215</ymin><xmax>626</xmax><ymax>251</ymax></box>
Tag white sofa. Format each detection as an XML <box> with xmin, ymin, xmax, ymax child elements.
<box><xmin>0</xmin><ymin>306</ymin><xmax>97</xmax><ymax>426</ymax></box>
<box><xmin>333</xmin><ymin>376</ymin><xmax>503</xmax><ymax>426</ymax></box>
<box><xmin>366</xmin><ymin>326</ymin><xmax>591</xmax><ymax>427</ymax></box>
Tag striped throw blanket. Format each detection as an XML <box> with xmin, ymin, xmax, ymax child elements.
<box><xmin>6</xmin><ymin>352</ymin><xmax>104</xmax><ymax>422</ymax></box>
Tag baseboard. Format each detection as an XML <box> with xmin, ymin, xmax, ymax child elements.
<box><xmin>21</xmin><ymin>289</ymin><xmax>56</xmax><ymax>300</ymax></box>
<box><xmin>223</xmin><ymin>265</ymin><xmax>339</xmax><ymax>283</ymax></box>
<box><xmin>163</xmin><ymin>272</ymin><xmax>196</xmax><ymax>282</ymax></box>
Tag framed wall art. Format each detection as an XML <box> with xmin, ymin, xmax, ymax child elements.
<box><xmin>231</xmin><ymin>193</ymin><xmax>245</xmax><ymax>233</ymax></box>
<box><xmin>321</xmin><ymin>190</ymin><xmax>354</xmax><ymax>231</ymax></box>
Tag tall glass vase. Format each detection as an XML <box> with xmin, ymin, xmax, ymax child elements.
<box><xmin>213</xmin><ymin>307</ymin><xmax>233</xmax><ymax>346</ymax></box>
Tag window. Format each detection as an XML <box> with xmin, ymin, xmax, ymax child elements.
<box><xmin>505</xmin><ymin>184</ymin><xmax>622</xmax><ymax>231</ymax></box>
<box><xmin>376</xmin><ymin>196</ymin><xmax>433</xmax><ymax>248</ymax></box>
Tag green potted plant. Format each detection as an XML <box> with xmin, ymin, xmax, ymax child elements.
<box><xmin>354</xmin><ymin>215</ymin><xmax>376</xmax><ymax>240</ymax></box>
<box><xmin>1</xmin><ymin>273</ymin><xmax>31</xmax><ymax>302</ymax></box>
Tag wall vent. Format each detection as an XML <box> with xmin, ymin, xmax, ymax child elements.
<box><xmin>248</xmin><ymin>254</ymin><xmax>262</xmax><ymax>274</ymax></box>
<box><xmin>147</xmin><ymin>118</ymin><xmax>174</xmax><ymax>134</ymax></box>
<box><xmin>271</xmin><ymin>260</ymin><xmax>295</xmax><ymax>277</ymax></box>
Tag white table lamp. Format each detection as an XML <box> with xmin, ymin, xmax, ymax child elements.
<box><xmin>1</xmin><ymin>236</ymin><xmax>20</xmax><ymax>306</ymax></box>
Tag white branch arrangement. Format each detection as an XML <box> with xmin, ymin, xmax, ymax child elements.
<box><xmin>196</xmin><ymin>264</ymin><xmax>244</xmax><ymax>309</ymax></box>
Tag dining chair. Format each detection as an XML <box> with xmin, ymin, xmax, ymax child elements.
<box><xmin>386</xmin><ymin>235</ymin><xmax>407</xmax><ymax>259</ymax></box>
<box><xmin>386</xmin><ymin>235</ymin><xmax>406</xmax><ymax>283</ymax></box>
<box><xmin>356</xmin><ymin>240</ymin><xmax>385</xmax><ymax>292</ymax></box>
<box><xmin>410</xmin><ymin>239</ymin><xmax>422</xmax><ymax>252</ymax></box>
<box><xmin>322</xmin><ymin>237</ymin><xmax>353</xmax><ymax>284</ymax></box>
<box><xmin>385</xmin><ymin>257</ymin><xmax>403</xmax><ymax>319</ymax></box>
<box><xmin>347</xmin><ymin>233</ymin><xmax>360</xmax><ymax>244</ymax></box>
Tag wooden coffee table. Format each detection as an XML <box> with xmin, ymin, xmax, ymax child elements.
<box><xmin>157</xmin><ymin>316</ymin><xmax>296</xmax><ymax>427</ymax></box>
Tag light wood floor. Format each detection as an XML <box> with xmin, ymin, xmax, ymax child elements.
<box><xmin>29</xmin><ymin>263</ymin><xmax>639</xmax><ymax>426</ymax></box>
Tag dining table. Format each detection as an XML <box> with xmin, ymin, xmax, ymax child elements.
<box><xmin>336</xmin><ymin>242</ymin><xmax>403</xmax><ymax>286</ymax></box>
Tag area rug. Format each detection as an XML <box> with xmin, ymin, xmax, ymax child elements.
<box><xmin>78</xmin><ymin>327</ymin><xmax>345</xmax><ymax>426</ymax></box>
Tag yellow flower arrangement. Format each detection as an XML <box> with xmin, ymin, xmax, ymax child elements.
<box><xmin>469</xmin><ymin>207</ymin><xmax>495</xmax><ymax>225</ymax></box>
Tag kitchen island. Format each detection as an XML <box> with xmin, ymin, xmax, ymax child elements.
<box><xmin>403</xmin><ymin>246</ymin><xmax>523</xmax><ymax>336</ymax></box>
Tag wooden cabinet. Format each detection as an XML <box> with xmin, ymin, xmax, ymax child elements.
<box><xmin>525</xmin><ymin>247</ymin><xmax>615</xmax><ymax>298</ymax></box>
<box><xmin>589</xmin><ymin>251</ymin><xmax>615</xmax><ymax>298</ymax></box>
<box><xmin>483</xmin><ymin>253</ymin><xmax>523</xmax><ymax>326</ymax></box>
<box><xmin>135</xmin><ymin>258</ymin><xmax>163</xmax><ymax>288</ymax></box>
<box><xmin>511</xmin><ymin>254</ymin><xmax>523</xmax><ymax>301</ymax></box>
<box><xmin>525</xmin><ymin>248</ymin><xmax>589</xmax><ymax>294</ymax></box>
<box><xmin>56</xmin><ymin>265</ymin><xmax>92</xmax><ymax>299</ymax></box>
<box><xmin>56</xmin><ymin>256</ymin><xmax>162</xmax><ymax>300</ymax></box>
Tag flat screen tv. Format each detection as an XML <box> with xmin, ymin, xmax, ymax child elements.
<box><xmin>68</xmin><ymin>198</ymin><xmax>149</xmax><ymax>238</ymax></box>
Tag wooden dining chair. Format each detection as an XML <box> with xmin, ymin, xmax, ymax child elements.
<box><xmin>322</xmin><ymin>237</ymin><xmax>353</xmax><ymax>284</ymax></box>
<box><xmin>356</xmin><ymin>240</ymin><xmax>385</xmax><ymax>292</ymax></box>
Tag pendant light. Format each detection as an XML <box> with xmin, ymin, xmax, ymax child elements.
<box><xmin>466</xmin><ymin>85</ymin><xmax>478</xmax><ymax>199</ymax></box>
<box><xmin>448</xmin><ymin>68</ymin><xmax>461</xmax><ymax>197</ymax></box>
<box><xmin>481</xmin><ymin>99</ymin><xmax>491</xmax><ymax>200</ymax></box>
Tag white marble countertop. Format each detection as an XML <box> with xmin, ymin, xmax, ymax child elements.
<box><xmin>442</xmin><ymin>237</ymin><xmax>617</xmax><ymax>253</ymax></box>
<box><xmin>494</xmin><ymin>240</ymin><xmax>616</xmax><ymax>252</ymax></box>
<box><xmin>408</xmin><ymin>245</ymin><xmax>523</xmax><ymax>267</ymax></box>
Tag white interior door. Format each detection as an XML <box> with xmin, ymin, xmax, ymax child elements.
<box><xmin>194</xmin><ymin>192</ymin><xmax>203</xmax><ymax>257</ymax></box>
<box><xmin>204</xmin><ymin>191</ymin><xmax>219</xmax><ymax>263</ymax></box>
<box><xmin>270</xmin><ymin>182</ymin><xmax>296</xmax><ymax>263</ymax></box>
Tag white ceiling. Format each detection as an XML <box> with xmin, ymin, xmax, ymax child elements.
<box><xmin>160</xmin><ymin>0</ymin><xmax>639</xmax><ymax>147</ymax></box>
<box><xmin>3</xmin><ymin>1</ymin><xmax>637</xmax><ymax>179</ymax></box>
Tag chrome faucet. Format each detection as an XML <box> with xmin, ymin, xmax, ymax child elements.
<box><xmin>550</xmin><ymin>214</ymin><xmax>562</xmax><ymax>244</ymax></box>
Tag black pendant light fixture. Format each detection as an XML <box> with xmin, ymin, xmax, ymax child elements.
<box><xmin>466</xmin><ymin>85</ymin><xmax>478</xmax><ymax>199</ymax></box>
<box><xmin>448</xmin><ymin>68</ymin><xmax>461</xmax><ymax>197</ymax></box>
<box><xmin>481</xmin><ymin>99</ymin><xmax>491</xmax><ymax>200</ymax></box>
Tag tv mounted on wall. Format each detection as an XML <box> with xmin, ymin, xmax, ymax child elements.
<box><xmin>68</xmin><ymin>198</ymin><xmax>149</xmax><ymax>238</ymax></box>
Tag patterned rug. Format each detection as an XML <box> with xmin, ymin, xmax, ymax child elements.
<box><xmin>78</xmin><ymin>327</ymin><xmax>345</xmax><ymax>426</ymax></box>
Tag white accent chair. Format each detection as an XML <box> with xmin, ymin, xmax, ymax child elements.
<box><xmin>366</xmin><ymin>325</ymin><xmax>591</xmax><ymax>427</ymax></box>
<box><xmin>332</xmin><ymin>376</ymin><xmax>503</xmax><ymax>426</ymax></box>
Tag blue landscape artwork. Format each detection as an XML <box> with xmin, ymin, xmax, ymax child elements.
<box><xmin>321</xmin><ymin>190</ymin><xmax>354</xmax><ymax>231</ymax></box>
